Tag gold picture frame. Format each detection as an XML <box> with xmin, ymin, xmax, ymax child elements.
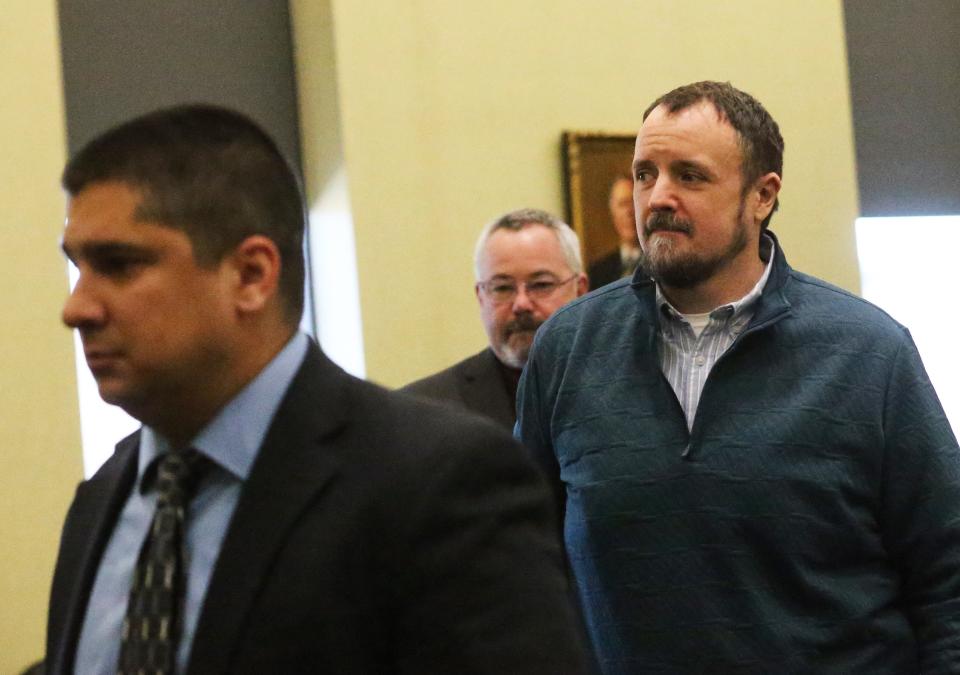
<box><xmin>561</xmin><ymin>131</ymin><xmax>636</xmax><ymax>276</ymax></box>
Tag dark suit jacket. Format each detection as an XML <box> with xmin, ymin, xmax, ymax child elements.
<box><xmin>46</xmin><ymin>342</ymin><xmax>588</xmax><ymax>674</ymax></box>
<box><xmin>587</xmin><ymin>249</ymin><xmax>624</xmax><ymax>290</ymax></box>
<box><xmin>401</xmin><ymin>348</ymin><xmax>515</xmax><ymax>431</ymax></box>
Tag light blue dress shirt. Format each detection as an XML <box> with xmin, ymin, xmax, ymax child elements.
<box><xmin>74</xmin><ymin>332</ymin><xmax>309</xmax><ymax>675</ymax></box>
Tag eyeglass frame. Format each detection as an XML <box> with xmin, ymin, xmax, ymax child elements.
<box><xmin>476</xmin><ymin>273</ymin><xmax>578</xmax><ymax>304</ymax></box>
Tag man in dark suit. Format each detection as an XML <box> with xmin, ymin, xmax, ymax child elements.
<box><xmin>403</xmin><ymin>209</ymin><xmax>587</xmax><ymax>430</ymax></box>
<box><xmin>47</xmin><ymin>106</ymin><xmax>589</xmax><ymax>674</ymax></box>
<box><xmin>587</xmin><ymin>175</ymin><xmax>641</xmax><ymax>288</ymax></box>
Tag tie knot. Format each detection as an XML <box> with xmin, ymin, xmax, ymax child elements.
<box><xmin>154</xmin><ymin>449</ymin><xmax>211</xmax><ymax>507</ymax></box>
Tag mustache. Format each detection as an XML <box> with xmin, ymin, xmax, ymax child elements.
<box><xmin>645</xmin><ymin>211</ymin><xmax>692</xmax><ymax>236</ymax></box>
<box><xmin>504</xmin><ymin>314</ymin><xmax>541</xmax><ymax>336</ymax></box>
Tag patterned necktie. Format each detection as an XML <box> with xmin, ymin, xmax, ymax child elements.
<box><xmin>118</xmin><ymin>449</ymin><xmax>210</xmax><ymax>675</ymax></box>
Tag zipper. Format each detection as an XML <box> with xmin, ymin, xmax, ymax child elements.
<box><xmin>682</xmin><ymin>305</ymin><xmax>792</xmax><ymax>460</ymax></box>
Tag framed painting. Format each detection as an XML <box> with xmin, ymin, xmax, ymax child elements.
<box><xmin>561</xmin><ymin>131</ymin><xmax>636</xmax><ymax>279</ymax></box>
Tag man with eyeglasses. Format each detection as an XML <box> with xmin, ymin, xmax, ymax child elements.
<box><xmin>404</xmin><ymin>208</ymin><xmax>587</xmax><ymax>430</ymax></box>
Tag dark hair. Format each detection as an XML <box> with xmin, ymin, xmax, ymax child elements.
<box><xmin>62</xmin><ymin>104</ymin><xmax>305</xmax><ymax>322</ymax></box>
<box><xmin>643</xmin><ymin>81</ymin><xmax>784</xmax><ymax>228</ymax></box>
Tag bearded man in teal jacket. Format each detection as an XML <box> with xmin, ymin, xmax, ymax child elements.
<box><xmin>516</xmin><ymin>81</ymin><xmax>960</xmax><ymax>673</ymax></box>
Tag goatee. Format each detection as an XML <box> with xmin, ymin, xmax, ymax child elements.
<box><xmin>638</xmin><ymin>210</ymin><xmax>748</xmax><ymax>289</ymax></box>
<box><xmin>497</xmin><ymin>313</ymin><xmax>542</xmax><ymax>369</ymax></box>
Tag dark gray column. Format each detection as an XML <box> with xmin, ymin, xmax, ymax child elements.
<box><xmin>844</xmin><ymin>0</ymin><xmax>960</xmax><ymax>216</ymax></box>
<box><xmin>58</xmin><ymin>0</ymin><xmax>301</xmax><ymax>164</ymax></box>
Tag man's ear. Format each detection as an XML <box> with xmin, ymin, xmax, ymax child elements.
<box><xmin>575</xmin><ymin>272</ymin><xmax>589</xmax><ymax>297</ymax></box>
<box><xmin>228</xmin><ymin>235</ymin><xmax>282</xmax><ymax>314</ymax></box>
<box><xmin>752</xmin><ymin>172</ymin><xmax>782</xmax><ymax>226</ymax></box>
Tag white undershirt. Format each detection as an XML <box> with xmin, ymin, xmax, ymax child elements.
<box><xmin>681</xmin><ymin>311</ymin><xmax>712</xmax><ymax>338</ymax></box>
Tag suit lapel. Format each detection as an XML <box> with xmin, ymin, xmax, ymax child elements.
<box><xmin>458</xmin><ymin>348</ymin><xmax>515</xmax><ymax>430</ymax></box>
<box><xmin>48</xmin><ymin>433</ymin><xmax>139</xmax><ymax>675</ymax></box>
<box><xmin>187</xmin><ymin>343</ymin><xmax>348</xmax><ymax>674</ymax></box>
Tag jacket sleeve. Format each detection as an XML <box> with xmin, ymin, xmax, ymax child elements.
<box><xmin>393</xmin><ymin>414</ymin><xmax>589</xmax><ymax>674</ymax></box>
<box><xmin>879</xmin><ymin>329</ymin><xmax>960</xmax><ymax>672</ymax></box>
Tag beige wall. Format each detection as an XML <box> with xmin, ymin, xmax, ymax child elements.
<box><xmin>0</xmin><ymin>1</ymin><xmax>860</xmax><ymax>666</ymax></box>
<box><xmin>314</xmin><ymin>0</ymin><xmax>859</xmax><ymax>386</ymax></box>
<box><xmin>0</xmin><ymin>3</ymin><xmax>82</xmax><ymax>671</ymax></box>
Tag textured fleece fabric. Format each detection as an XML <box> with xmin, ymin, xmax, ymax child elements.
<box><xmin>517</xmin><ymin>232</ymin><xmax>960</xmax><ymax>674</ymax></box>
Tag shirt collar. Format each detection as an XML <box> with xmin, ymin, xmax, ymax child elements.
<box><xmin>138</xmin><ymin>332</ymin><xmax>310</xmax><ymax>486</ymax></box>
<box><xmin>656</xmin><ymin>233</ymin><xmax>776</xmax><ymax>321</ymax></box>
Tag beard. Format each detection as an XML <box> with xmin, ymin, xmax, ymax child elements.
<box><xmin>638</xmin><ymin>207</ymin><xmax>748</xmax><ymax>289</ymax></box>
<box><xmin>496</xmin><ymin>313</ymin><xmax>542</xmax><ymax>369</ymax></box>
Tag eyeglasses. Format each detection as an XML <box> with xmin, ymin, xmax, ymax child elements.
<box><xmin>477</xmin><ymin>274</ymin><xmax>577</xmax><ymax>304</ymax></box>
